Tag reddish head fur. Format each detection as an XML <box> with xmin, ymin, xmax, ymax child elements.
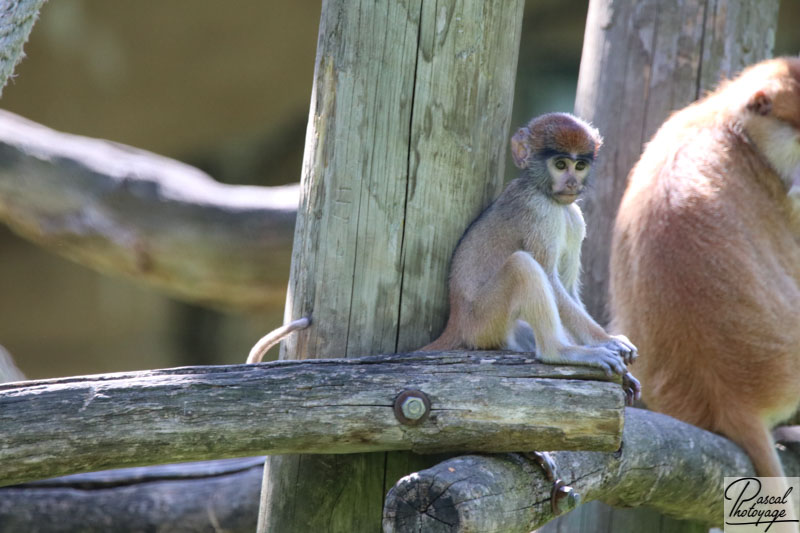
<box><xmin>511</xmin><ymin>113</ymin><xmax>601</xmax><ymax>169</ymax></box>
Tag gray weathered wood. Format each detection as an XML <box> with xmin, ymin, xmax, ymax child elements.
<box><xmin>6</xmin><ymin>413</ymin><xmax>799</xmax><ymax>531</ymax></box>
<box><xmin>0</xmin><ymin>0</ymin><xmax>45</xmax><ymax>97</ymax></box>
<box><xmin>567</xmin><ymin>1</ymin><xmax>781</xmax><ymax>532</ymax></box>
<box><xmin>259</xmin><ymin>0</ymin><xmax>525</xmax><ymax>531</ymax></box>
<box><xmin>382</xmin><ymin>408</ymin><xmax>800</xmax><ymax>532</ymax></box>
<box><xmin>0</xmin><ymin>353</ymin><xmax>623</xmax><ymax>488</ymax></box>
<box><xmin>574</xmin><ymin>0</ymin><xmax>781</xmax><ymax>325</ymax></box>
<box><xmin>0</xmin><ymin>110</ymin><xmax>297</xmax><ymax>312</ymax></box>
<box><xmin>0</xmin><ymin>458</ymin><xmax>264</xmax><ymax>533</ymax></box>
<box><xmin>0</xmin><ymin>345</ymin><xmax>24</xmax><ymax>384</ymax></box>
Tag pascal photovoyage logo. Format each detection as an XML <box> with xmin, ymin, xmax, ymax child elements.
<box><xmin>724</xmin><ymin>477</ymin><xmax>800</xmax><ymax>532</ymax></box>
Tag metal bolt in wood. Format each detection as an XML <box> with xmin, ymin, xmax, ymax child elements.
<box><xmin>393</xmin><ymin>390</ymin><xmax>431</xmax><ymax>426</ymax></box>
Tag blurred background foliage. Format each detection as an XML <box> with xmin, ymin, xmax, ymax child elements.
<box><xmin>0</xmin><ymin>0</ymin><xmax>798</xmax><ymax>379</ymax></box>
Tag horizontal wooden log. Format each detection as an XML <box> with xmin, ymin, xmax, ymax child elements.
<box><xmin>0</xmin><ymin>110</ymin><xmax>298</xmax><ymax>312</ymax></box>
<box><xmin>0</xmin><ymin>352</ymin><xmax>624</xmax><ymax>487</ymax></box>
<box><xmin>4</xmin><ymin>412</ymin><xmax>798</xmax><ymax>532</ymax></box>
<box><xmin>0</xmin><ymin>458</ymin><xmax>263</xmax><ymax>533</ymax></box>
<box><xmin>383</xmin><ymin>408</ymin><xmax>800</xmax><ymax>532</ymax></box>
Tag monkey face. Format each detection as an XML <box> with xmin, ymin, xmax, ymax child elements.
<box><xmin>741</xmin><ymin>58</ymin><xmax>800</xmax><ymax>188</ymax></box>
<box><xmin>546</xmin><ymin>156</ymin><xmax>591</xmax><ymax>204</ymax></box>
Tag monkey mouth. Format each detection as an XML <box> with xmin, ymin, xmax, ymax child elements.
<box><xmin>553</xmin><ymin>192</ymin><xmax>579</xmax><ymax>204</ymax></box>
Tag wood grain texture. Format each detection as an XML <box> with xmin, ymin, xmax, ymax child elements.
<box><xmin>383</xmin><ymin>408</ymin><xmax>800</xmax><ymax>532</ymax></box>
<box><xmin>0</xmin><ymin>353</ymin><xmax>623</xmax><ymax>488</ymax></box>
<box><xmin>564</xmin><ymin>1</ymin><xmax>780</xmax><ymax>532</ymax></box>
<box><xmin>260</xmin><ymin>0</ymin><xmax>525</xmax><ymax>531</ymax></box>
<box><xmin>573</xmin><ymin>0</ymin><xmax>780</xmax><ymax>324</ymax></box>
<box><xmin>0</xmin><ymin>458</ymin><xmax>264</xmax><ymax>533</ymax></box>
<box><xmin>0</xmin><ymin>0</ymin><xmax>45</xmax><ymax>97</ymax></box>
<box><xmin>0</xmin><ymin>110</ymin><xmax>297</xmax><ymax>312</ymax></box>
<box><xmin>9</xmin><ymin>413</ymin><xmax>800</xmax><ymax>531</ymax></box>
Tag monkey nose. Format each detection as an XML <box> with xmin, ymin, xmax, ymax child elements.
<box><xmin>565</xmin><ymin>177</ymin><xmax>579</xmax><ymax>192</ymax></box>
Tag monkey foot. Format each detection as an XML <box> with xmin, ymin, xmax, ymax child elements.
<box><xmin>623</xmin><ymin>371</ymin><xmax>641</xmax><ymax>406</ymax></box>
<box><xmin>524</xmin><ymin>451</ymin><xmax>581</xmax><ymax>516</ymax></box>
<box><xmin>604</xmin><ymin>334</ymin><xmax>638</xmax><ymax>365</ymax></box>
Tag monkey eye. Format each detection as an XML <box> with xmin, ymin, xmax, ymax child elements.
<box><xmin>575</xmin><ymin>161</ymin><xmax>587</xmax><ymax>171</ymax></box>
<box><xmin>554</xmin><ymin>160</ymin><xmax>567</xmax><ymax>170</ymax></box>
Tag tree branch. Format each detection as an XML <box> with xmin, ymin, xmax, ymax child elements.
<box><xmin>0</xmin><ymin>458</ymin><xmax>264</xmax><ymax>533</ymax></box>
<box><xmin>383</xmin><ymin>408</ymin><xmax>800</xmax><ymax>532</ymax></box>
<box><xmin>0</xmin><ymin>352</ymin><xmax>624</xmax><ymax>487</ymax></box>
<box><xmin>0</xmin><ymin>110</ymin><xmax>298</xmax><ymax>312</ymax></box>
<box><xmin>5</xmin><ymin>407</ymin><xmax>798</xmax><ymax>532</ymax></box>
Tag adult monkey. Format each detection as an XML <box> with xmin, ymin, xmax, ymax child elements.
<box><xmin>611</xmin><ymin>58</ymin><xmax>800</xmax><ymax>482</ymax></box>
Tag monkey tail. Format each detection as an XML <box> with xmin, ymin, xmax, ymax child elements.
<box><xmin>721</xmin><ymin>413</ymin><xmax>799</xmax><ymax>530</ymax></box>
<box><xmin>246</xmin><ymin>317</ymin><xmax>311</xmax><ymax>364</ymax></box>
<box><xmin>719</xmin><ymin>411</ymin><xmax>786</xmax><ymax>478</ymax></box>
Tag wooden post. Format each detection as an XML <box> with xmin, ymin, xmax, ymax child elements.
<box><xmin>574</xmin><ymin>0</ymin><xmax>781</xmax><ymax>325</ymax></box>
<box><xmin>257</xmin><ymin>0</ymin><xmax>525</xmax><ymax>531</ymax></box>
<box><xmin>541</xmin><ymin>0</ymin><xmax>781</xmax><ymax>532</ymax></box>
<box><xmin>0</xmin><ymin>0</ymin><xmax>46</xmax><ymax>96</ymax></box>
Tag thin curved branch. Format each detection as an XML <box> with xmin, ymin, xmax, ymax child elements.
<box><xmin>383</xmin><ymin>408</ymin><xmax>800</xmax><ymax>532</ymax></box>
<box><xmin>0</xmin><ymin>110</ymin><xmax>298</xmax><ymax>312</ymax></box>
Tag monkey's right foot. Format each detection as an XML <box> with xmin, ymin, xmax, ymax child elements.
<box><xmin>548</xmin><ymin>344</ymin><xmax>627</xmax><ymax>377</ymax></box>
<box><xmin>622</xmin><ymin>371</ymin><xmax>642</xmax><ymax>406</ymax></box>
<box><xmin>604</xmin><ymin>334</ymin><xmax>638</xmax><ymax>365</ymax></box>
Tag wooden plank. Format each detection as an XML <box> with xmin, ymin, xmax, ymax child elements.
<box><xmin>0</xmin><ymin>354</ymin><xmax>623</xmax><ymax>488</ymax></box>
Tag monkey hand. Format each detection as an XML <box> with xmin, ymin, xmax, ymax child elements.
<box><xmin>604</xmin><ymin>334</ymin><xmax>638</xmax><ymax>365</ymax></box>
<box><xmin>622</xmin><ymin>371</ymin><xmax>642</xmax><ymax>406</ymax></box>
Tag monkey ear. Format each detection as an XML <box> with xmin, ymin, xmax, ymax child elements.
<box><xmin>746</xmin><ymin>90</ymin><xmax>772</xmax><ymax>116</ymax></box>
<box><xmin>510</xmin><ymin>127</ymin><xmax>531</xmax><ymax>169</ymax></box>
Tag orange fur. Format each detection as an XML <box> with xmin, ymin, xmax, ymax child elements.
<box><xmin>611</xmin><ymin>57</ymin><xmax>800</xmax><ymax>479</ymax></box>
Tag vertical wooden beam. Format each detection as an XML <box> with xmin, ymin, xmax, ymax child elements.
<box><xmin>574</xmin><ymin>0</ymin><xmax>780</xmax><ymax>325</ymax></box>
<box><xmin>547</xmin><ymin>0</ymin><xmax>780</xmax><ymax>532</ymax></box>
<box><xmin>257</xmin><ymin>0</ymin><xmax>524</xmax><ymax>531</ymax></box>
<box><xmin>0</xmin><ymin>0</ymin><xmax>46</xmax><ymax>97</ymax></box>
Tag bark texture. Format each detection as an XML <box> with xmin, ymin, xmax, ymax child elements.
<box><xmin>0</xmin><ymin>353</ymin><xmax>624</xmax><ymax>487</ymax></box>
<box><xmin>383</xmin><ymin>408</ymin><xmax>800</xmax><ymax>532</ymax></box>
<box><xmin>258</xmin><ymin>0</ymin><xmax>526</xmax><ymax>531</ymax></box>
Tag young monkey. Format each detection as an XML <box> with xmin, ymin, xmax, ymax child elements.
<box><xmin>421</xmin><ymin>113</ymin><xmax>640</xmax><ymax>402</ymax></box>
